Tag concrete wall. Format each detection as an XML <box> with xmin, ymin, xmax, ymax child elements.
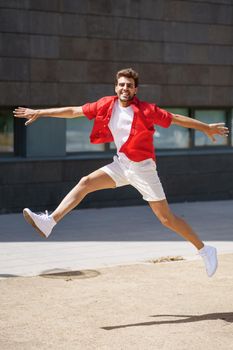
<box><xmin>0</xmin><ymin>151</ymin><xmax>233</xmax><ymax>214</ymax></box>
<box><xmin>0</xmin><ymin>0</ymin><xmax>233</xmax><ymax>108</ymax></box>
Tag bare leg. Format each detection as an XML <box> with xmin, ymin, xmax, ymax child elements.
<box><xmin>52</xmin><ymin>169</ymin><xmax>116</xmax><ymax>223</ymax></box>
<box><xmin>149</xmin><ymin>199</ymin><xmax>204</xmax><ymax>250</ymax></box>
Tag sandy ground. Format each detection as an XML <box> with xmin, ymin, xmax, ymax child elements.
<box><xmin>0</xmin><ymin>254</ymin><xmax>233</xmax><ymax>350</ymax></box>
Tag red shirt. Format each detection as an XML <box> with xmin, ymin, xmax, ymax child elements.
<box><xmin>82</xmin><ymin>95</ymin><xmax>172</xmax><ymax>162</ymax></box>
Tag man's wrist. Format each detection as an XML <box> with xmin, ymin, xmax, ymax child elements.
<box><xmin>202</xmin><ymin>124</ymin><xmax>210</xmax><ymax>134</ymax></box>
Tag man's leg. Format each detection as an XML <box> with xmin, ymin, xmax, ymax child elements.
<box><xmin>23</xmin><ymin>169</ymin><xmax>116</xmax><ymax>238</ymax></box>
<box><xmin>149</xmin><ymin>199</ymin><xmax>218</xmax><ymax>277</ymax></box>
<box><xmin>52</xmin><ymin>169</ymin><xmax>116</xmax><ymax>223</ymax></box>
<box><xmin>149</xmin><ymin>199</ymin><xmax>204</xmax><ymax>250</ymax></box>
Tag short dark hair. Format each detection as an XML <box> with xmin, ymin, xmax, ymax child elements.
<box><xmin>115</xmin><ymin>68</ymin><xmax>139</xmax><ymax>87</ymax></box>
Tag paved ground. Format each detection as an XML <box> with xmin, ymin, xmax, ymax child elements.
<box><xmin>0</xmin><ymin>200</ymin><xmax>233</xmax><ymax>349</ymax></box>
<box><xmin>0</xmin><ymin>200</ymin><xmax>232</xmax><ymax>277</ymax></box>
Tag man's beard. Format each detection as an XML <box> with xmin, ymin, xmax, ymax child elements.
<box><xmin>119</xmin><ymin>93</ymin><xmax>135</xmax><ymax>101</ymax></box>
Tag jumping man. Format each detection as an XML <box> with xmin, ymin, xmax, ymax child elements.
<box><xmin>14</xmin><ymin>68</ymin><xmax>229</xmax><ymax>277</ymax></box>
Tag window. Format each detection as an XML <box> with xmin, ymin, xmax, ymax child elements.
<box><xmin>66</xmin><ymin>117</ymin><xmax>105</xmax><ymax>153</ymax></box>
<box><xmin>154</xmin><ymin>108</ymin><xmax>190</xmax><ymax>149</ymax></box>
<box><xmin>0</xmin><ymin>109</ymin><xmax>14</xmax><ymax>154</ymax></box>
<box><xmin>194</xmin><ymin>110</ymin><xmax>227</xmax><ymax>147</ymax></box>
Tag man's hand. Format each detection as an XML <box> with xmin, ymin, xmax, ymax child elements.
<box><xmin>13</xmin><ymin>107</ymin><xmax>40</xmax><ymax>126</ymax></box>
<box><xmin>205</xmin><ymin>123</ymin><xmax>229</xmax><ymax>143</ymax></box>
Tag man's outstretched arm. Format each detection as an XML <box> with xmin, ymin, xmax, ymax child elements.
<box><xmin>13</xmin><ymin>106</ymin><xmax>84</xmax><ymax>126</ymax></box>
<box><xmin>171</xmin><ymin>114</ymin><xmax>229</xmax><ymax>142</ymax></box>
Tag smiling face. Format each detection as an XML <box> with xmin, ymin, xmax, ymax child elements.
<box><xmin>115</xmin><ymin>76</ymin><xmax>138</xmax><ymax>107</ymax></box>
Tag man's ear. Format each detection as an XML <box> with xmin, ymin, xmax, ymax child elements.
<box><xmin>134</xmin><ymin>87</ymin><xmax>138</xmax><ymax>95</ymax></box>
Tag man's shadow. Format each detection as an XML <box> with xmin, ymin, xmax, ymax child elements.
<box><xmin>102</xmin><ymin>312</ymin><xmax>233</xmax><ymax>330</ymax></box>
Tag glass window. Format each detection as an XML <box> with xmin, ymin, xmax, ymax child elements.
<box><xmin>194</xmin><ymin>110</ymin><xmax>227</xmax><ymax>147</ymax></box>
<box><xmin>0</xmin><ymin>110</ymin><xmax>14</xmax><ymax>153</ymax></box>
<box><xmin>154</xmin><ymin>108</ymin><xmax>190</xmax><ymax>149</ymax></box>
<box><xmin>66</xmin><ymin>117</ymin><xmax>104</xmax><ymax>152</ymax></box>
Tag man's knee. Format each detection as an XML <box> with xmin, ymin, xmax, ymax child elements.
<box><xmin>78</xmin><ymin>176</ymin><xmax>93</xmax><ymax>193</ymax></box>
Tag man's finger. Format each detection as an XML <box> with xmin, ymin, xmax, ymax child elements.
<box><xmin>25</xmin><ymin>115</ymin><xmax>38</xmax><ymax>126</ymax></box>
<box><xmin>207</xmin><ymin>134</ymin><xmax>216</xmax><ymax>143</ymax></box>
<box><xmin>214</xmin><ymin>123</ymin><xmax>225</xmax><ymax>126</ymax></box>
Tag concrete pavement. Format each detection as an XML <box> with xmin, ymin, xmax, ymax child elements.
<box><xmin>0</xmin><ymin>200</ymin><xmax>232</xmax><ymax>278</ymax></box>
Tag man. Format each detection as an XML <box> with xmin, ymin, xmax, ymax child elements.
<box><xmin>14</xmin><ymin>68</ymin><xmax>229</xmax><ymax>277</ymax></box>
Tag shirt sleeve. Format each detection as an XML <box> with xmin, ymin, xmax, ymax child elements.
<box><xmin>82</xmin><ymin>101</ymin><xmax>97</xmax><ymax>120</ymax></box>
<box><xmin>153</xmin><ymin>105</ymin><xmax>173</xmax><ymax>128</ymax></box>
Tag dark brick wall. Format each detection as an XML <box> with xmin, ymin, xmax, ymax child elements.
<box><xmin>0</xmin><ymin>0</ymin><xmax>233</xmax><ymax>107</ymax></box>
<box><xmin>1</xmin><ymin>151</ymin><xmax>233</xmax><ymax>214</ymax></box>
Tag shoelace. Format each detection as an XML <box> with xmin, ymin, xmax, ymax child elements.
<box><xmin>38</xmin><ymin>210</ymin><xmax>49</xmax><ymax>219</ymax></box>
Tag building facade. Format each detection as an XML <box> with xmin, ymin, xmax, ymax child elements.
<box><xmin>0</xmin><ymin>0</ymin><xmax>233</xmax><ymax>213</ymax></box>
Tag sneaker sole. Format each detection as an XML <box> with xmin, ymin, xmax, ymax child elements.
<box><xmin>209</xmin><ymin>248</ymin><xmax>218</xmax><ymax>277</ymax></box>
<box><xmin>23</xmin><ymin>209</ymin><xmax>47</xmax><ymax>239</ymax></box>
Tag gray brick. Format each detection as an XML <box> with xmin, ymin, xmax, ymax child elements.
<box><xmin>140</xmin><ymin>64</ymin><xmax>233</xmax><ymax>86</ymax></box>
<box><xmin>30</xmin><ymin>59</ymin><xmax>58</xmax><ymax>82</ymax></box>
<box><xmin>165</xmin><ymin>1</ymin><xmax>233</xmax><ymax>25</ymax></box>
<box><xmin>0</xmin><ymin>33</ymin><xmax>30</xmax><ymax>57</ymax></box>
<box><xmin>29</xmin><ymin>83</ymin><xmax>58</xmax><ymax>106</ymax></box>
<box><xmin>58</xmin><ymin>83</ymin><xmax>113</xmax><ymax>105</ymax></box>
<box><xmin>209</xmin><ymin>86</ymin><xmax>233</xmax><ymax>106</ymax></box>
<box><xmin>88</xmin><ymin>0</ymin><xmax>141</xmax><ymax>18</ymax></box>
<box><xmin>0</xmin><ymin>57</ymin><xmax>29</xmax><ymax>81</ymax></box>
<box><xmin>28</xmin><ymin>0</ymin><xmax>60</xmax><ymax>12</ymax></box>
<box><xmin>164</xmin><ymin>43</ymin><xmax>233</xmax><ymax>65</ymax></box>
<box><xmin>86</xmin><ymin>15</ymin><xmax>117</xmax><ymax>39</ymax></box>
<box><xmin>136</xmin><ymin>0</ymin><xmax>165</xmax><ymax>20</ymax></box>
<box><xmin>209</xmin><ymin>66</ymin><xmax>233</xmax><ymax>86</ymax></box>
<box><xmin>136</xmin><ymin>63</ymin><xmax>168</xmax><ymax>85</ymax></box>
<box><xmin>0</xmin><ymin>82</ymin><xmax>29</xmax><ymax>105</ymax></box>
<box><xmin>159</xmin><ymin>85</ymin><xmax>233</xmax><ymax>107</ymax></box>
<box><xmin>59</xmin><ymin>37</ymin><xmax>233</xmax><ymax>65</ymax></box>
<box><xmin>159</xmin><ymin>85</ymin><xmax>209</xmax><ymax>106</ymax></box>
<box><xmin>201</xmin><ymin>0</ymin><xmax>233</xmax><ymax>4</ymax></box>
<box><xmin>208</xmin><ymin>24</ymin><xmax>233</xmax><ymax>46</ymax></box>
<box><xmin>60</xmin><ymin>0</ymin><xmax>89</xmax><ymax>14</ymax></box>
<box><xmin>137</xmin><ymin>19</ymin><xmax>164</xmax><ymax>42</ymax></box>
<box><xmin>60</xmin><ymin>13</ymin><xmax>87</xmax><ymax>37</ymax></box>
<box><xmin>59</xmin><ymin>13</ymin><xmax>233</xmax><ymax>46</ymax></box>
<box><xmin>0</xmin><ymin>160</ymin><xmax>63</xmax><ymax>185</ymax></box>
<box><xmin>85</xmin><ymin>61</ymin><xmax>117</xmax><ymax>83</ymax></box>
<box><xmin>29</xmin><ymin>35</ymin><xmax>59</xmax><ymax>59</ymax></box>
<box><xmin>166</xmin><ymin>65</ymin><xmax>209</xmax><ymax>85</ymax></box>
<box><xmin>29</xmin><ymin>11</ymin><xmax>60</xmax><ymax>35</ymax></box>
<box><xmin>0</xmin><ymin>0</ymin><xmax>29</xmax><ymax>9</ymax></box>
<box><xmin>57</xmin><ymin>60</ymin><xmax>87</xmax><ymax>83</ymax></box>
<box><xmin>0</xmin><ymin>8</ymin><xmax>29</xmax><ymax>32</ymax></box>
<box><xmin>164</xmin><ymin>22</ymin><xmax>233</xmax><ymax>46</ymax></box>
<box><xmin>138</xmin><ymin>85</ymin><xmax>161</xmax><ymax>103</ymax></box>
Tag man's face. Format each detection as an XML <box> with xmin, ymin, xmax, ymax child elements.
<box><xmin>115</xmin><ymin>76</ymin><xmax>138</xmax><ymax>106</ymax></box>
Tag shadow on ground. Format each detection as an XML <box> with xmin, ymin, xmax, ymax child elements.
<box><xmin>102</xmin><ymin>312</ymin><xmax>233</xmax><ymax>330</ymax></box>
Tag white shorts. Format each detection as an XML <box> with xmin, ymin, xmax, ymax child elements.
<box><xmin>100</xmin><ymin>154</ymin><xmax>166</xmax><ymax>202</ymax></box>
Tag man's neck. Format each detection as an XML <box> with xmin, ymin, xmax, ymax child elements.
<box><xmin>118</xmin><ymin>97</ymin><xmax>135</xmax><ymax>108</ymax></box>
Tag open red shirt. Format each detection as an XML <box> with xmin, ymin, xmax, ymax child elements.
<box><xmin>82</xmin><ymin>95</ymin><xmax>173</xmax><ymax>162</ymax></box>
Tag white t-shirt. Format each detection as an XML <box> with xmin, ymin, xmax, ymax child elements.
<box><xmin>108</xmin><ymin>100</ymin><xmax>134</xmax><ymax>155</ymax></box>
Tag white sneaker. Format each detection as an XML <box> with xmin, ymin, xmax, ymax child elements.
<box><xmin>23</xmin><ymin>208</ymin><xmax>56</xmax><ymax>238</ymax></box>
<box><xmin>198</xmin><ymin>245</ymin><xmax>218</xmax><ymax>277</ymax></box>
